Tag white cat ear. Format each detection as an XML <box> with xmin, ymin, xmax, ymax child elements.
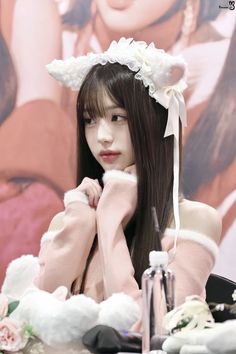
<box><xmin>156</xmin><ymin>61</ymin><xmax>186</xmax><ymax>88</ymax></box>
<box><xmin>167</xmin><ymin>62</ymin><xmax>186</xmax><ymax>85</ymax></box>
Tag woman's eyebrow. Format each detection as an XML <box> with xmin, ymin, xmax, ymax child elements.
<box><xmin>83</xmin><ymin>105</ymin><xmax>118</xmax><ymax>113</ymax></box>
<box><xmin>105</xmin><ymin>104</ymin><xmax>125</xmax><ymax>111</ymax></box>
<box><xmin>83</xmin><ymin>105</ymin><xmax>125</xmax><ymax>117</ymax></box>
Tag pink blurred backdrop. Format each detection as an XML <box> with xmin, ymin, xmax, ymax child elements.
<box><xmin>0</xmin><ymin>0</ymin><xmax>235</xmax><ymax>285</ymax></box>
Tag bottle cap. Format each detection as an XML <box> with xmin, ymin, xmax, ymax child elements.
<box><xmin>149</xmin><ymin>251</ymin><xmax>169</xmax><ymax>267</ymax></box>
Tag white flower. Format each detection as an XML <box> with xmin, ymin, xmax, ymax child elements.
<box><xmin>163</xmin><ymin>295</ymin><xmax>216</xmax><ymax>335</ymax></box>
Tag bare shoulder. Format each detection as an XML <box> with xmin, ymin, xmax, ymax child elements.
<box><xmin>179</xmin><ymin>199</ymin><xmax>222</xmax><ymax>244</ymax></box>
<box><xmin>48</xmin><ymin>211</ymin><xmax>65</xmax><ymax>231</ymax></box>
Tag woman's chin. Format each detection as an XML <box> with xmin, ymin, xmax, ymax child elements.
<box><xmin>102</xmin><ymin>163</ymin><xmax>124</xmax><ymax>172</ymax></box>
<box><xmin>103</xmin><ymin>166</ymin><xmax>122</xmax><ymax>171</ymax></box>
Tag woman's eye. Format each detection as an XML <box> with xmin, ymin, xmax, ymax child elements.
<box><xmin>84</xmin><ymin>117</ymin><xmax>96</xmax><ymax>125</ymax></box>
<box><xmin>111</xmin><ymin>114</ymin><xmax>127</xmax><ymax>122</ymax></box>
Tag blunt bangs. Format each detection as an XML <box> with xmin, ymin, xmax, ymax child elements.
<box><xmin>77</xmin><ymin>63</ymin><xmax>138</xmax><ymax>121</ymax></box>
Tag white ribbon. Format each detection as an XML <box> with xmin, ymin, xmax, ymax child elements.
<box><xmin>164</xmin><ymin>90</ymin><xmax>187</xmax><ymax>257</ymax></box>
<box><xmin>164</xmin><ymin>90</ymin><xmax>187</xmax><ymax>139</ymax></box>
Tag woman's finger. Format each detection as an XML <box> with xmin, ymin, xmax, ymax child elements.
<box><xmin>76</xmin><ymin>178</ymin><xmax>102</xmax><ymax>207</ymax></box>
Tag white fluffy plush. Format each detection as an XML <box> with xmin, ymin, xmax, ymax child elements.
<box><xmin>10</xmin><ymin>288</ymin><xmax>100</xmax><ymax>347</ymax></box>
<box><xmin>1</xmin><ymin>255</ymin><xmax>40</xmax><ymax>301</ymax></box>
<box><xmin>162</xmin><ymin>320</ymin><xmax>236</xmax><ymax>354</ymax></box>
<box><xmin>1</xmin><ymin>255</ymin><xmax>140</xmax><ymax>348</ymax></box>
<box><xmin>98</xmin><ymin>292</ymin><xmax>140</xmax><ymax>330</ymax></box>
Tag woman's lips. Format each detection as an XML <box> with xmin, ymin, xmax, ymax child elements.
<box><xmin>100</xmin><ymin>152</ymin><xmax>121</xmax><ymax>163</ymax></box>
<box><xmin>107</xmin><ymin>0</ymin><xmax>134</xmax><ymax>10</ymax></box>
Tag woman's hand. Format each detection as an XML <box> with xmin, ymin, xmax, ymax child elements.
<box><xmin>77</xmin><ymin>178</ymin><xmax>102</xmax><ymax>208</ymax></box>
<box><xmin>124</xmin><ymin>164</ymin><xmax>136</xmax><ymax>176</ymax></box>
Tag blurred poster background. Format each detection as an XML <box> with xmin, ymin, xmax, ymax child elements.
<box><xmin>0</xmin><ymin>0</ymin><xmax>235</xmax><ymax>285</ymax></box>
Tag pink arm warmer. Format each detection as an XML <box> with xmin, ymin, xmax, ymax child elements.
<box><xmin>96</xmin><ymin>171</ymin><xmax>141</xmax><ymax>303</ymax></box>
<box><xmin>96</xmin><ymin>171</ymin><xmax>219</xmax><ymax>310</ymax></box>
<box><xmin>162</xmin><ymin>230</ymin><xmax>219</xmax><ymax>305</ymax></box>
<box><xmin>36</xmin><ymin>196</ymin><xmax>96</xmax><ymax>294</ymax></box>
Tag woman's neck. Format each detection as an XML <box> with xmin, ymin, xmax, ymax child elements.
<box><xmin>93</xmin><ymin>9</ymin><xmax>184</xmax><ymax>52</ymax></box>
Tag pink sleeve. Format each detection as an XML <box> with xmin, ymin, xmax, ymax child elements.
<box><xmin>96</xmin><ymin>170</ymin><xmax>219</xmax><ymax>331</ymax></box>
<box><xmin>36</xmin><ymin>197</ymin><xmax>96</xmax><ymax>294</ymax></box>
<box><xmin>162</xmin><ymin>230</ymin><xmax>219</xmax><ymax>306</ymax></box>
<box><xmin>96</xmin><ymin>171</ymin><xmax>141</xmax><ymax>303</ymax></box>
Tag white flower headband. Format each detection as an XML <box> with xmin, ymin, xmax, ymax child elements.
<box><xmin>47</xmin><ymin>37</ymin><xmax>188</xmax><ymax>252</ymax></box>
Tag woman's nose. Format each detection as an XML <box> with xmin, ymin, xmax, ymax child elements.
<box><xmin>97</xmin><ymin>119</ymin><xmax>113</xmax><ymax>144</ymax></box>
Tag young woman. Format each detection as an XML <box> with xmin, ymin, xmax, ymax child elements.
<box><xmin>36</xmin><ymin>38</ymin><xmax>221</xmax><ymax>314</ymax></box>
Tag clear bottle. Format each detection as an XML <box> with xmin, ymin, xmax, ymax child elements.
<box><xmin>142</xmin><ymin>251</ymin><xmax>175</xmax><ymax>354</ymax></box>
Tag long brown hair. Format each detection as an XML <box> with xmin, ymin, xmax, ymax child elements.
<box><xmin>76</xmin><ymin>63</ymin><xmax>181</xmax><ymax>286</ymax></box>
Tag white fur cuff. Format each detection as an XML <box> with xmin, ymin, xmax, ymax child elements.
<box><xmin>165</xmin><ymin>228</ymin><xmax>219</xmax><ymax>260</ymax></box>
<box><xmin>64</xmin><ymin>189</ymin><xmax>88</xmax><ymax>207</ymax></box>
<box><xmin>103</xmin><ymin>170</ymin><xmax>137</xmax><ymax>185</ymax></box>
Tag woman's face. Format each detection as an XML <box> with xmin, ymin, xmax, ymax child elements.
<box><xmin>95</xmin><ymin>0</ymin><xmax>176</xmax><ymax>33</ymax></box>
<box><xmin>84</xmin><ymin>93</ymin><xmax>135</xmax><ymax>171</ymax></box>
